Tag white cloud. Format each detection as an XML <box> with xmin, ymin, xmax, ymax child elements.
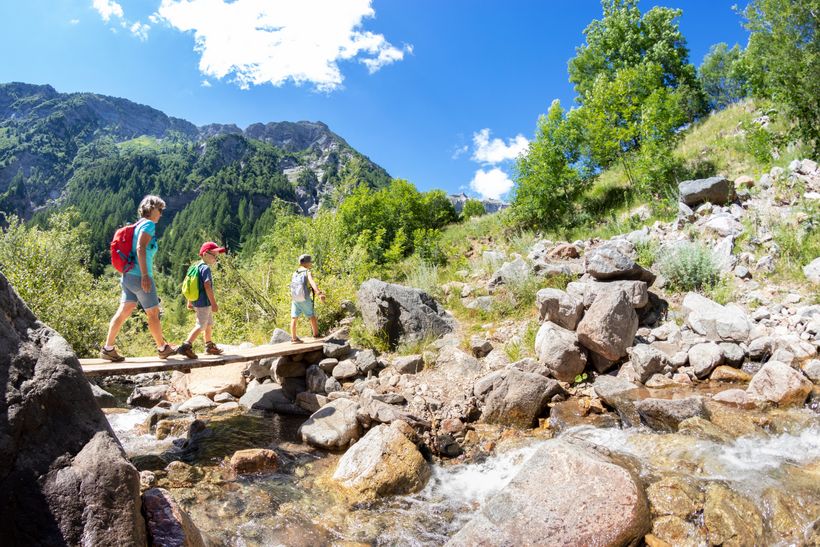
<box><xmin>201</xmin><ymin>79</ymin><xmax>212</xmax><ymax>87</ymax></box>
<box><xmin>130</xmin><ymin>21</ymin><xmax>150</xmax><ymax>41</ymax></box>
<box><xmin>470</xmin><ymin>167</ymin><xmax>515</xmax><ymax>200</ymax></box>
<box><xmin>155</xmin><ymin>0</ymin><xmax>410</xmax><ymax>91</ymax></box>
<box><xmin>69</xmin><ymin>18</ymin><xmax>80</xmax><ymax>25</ymax></box>
<box><xmin>92</xmin><ymin>0</ymin><xmax>123</xmax><ymax>22</ymax></box>
<box><xmin>471</xmin><ymin>128</ymin><xmax>528</xmax><ymax>164</ymax></box>
<box><xmin>451</xmin><ymin>144</ymin><xmax>468</xmax><ymax>160</ymax></box>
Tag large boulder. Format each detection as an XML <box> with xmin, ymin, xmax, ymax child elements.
<box><xmin>635</xmin><ymin>397</ymin><xmax>706</xmax><ymax>431</ymax></box>
<box><xmin>688</xmin><ymin>342</ymin><xmax>724</xmax><ymax>379</ymax></box>
<box><xmin>0</xmin><ymin>272</ymin><xmax>146</xmax><ymax>545</ymax></box>
<box><xmin>804</xmin><ymin>257</ymin><xmax>820</xmax><ymax>284</ymax></box>
<box><xmin>332</xmin><ymin>423</ymin><xmax>430</xmax><ymax>500</ymax></box>
<box><xmin>567</xmin><ymin>279</ymin><xmax>649</xmax><ymax>309</ymax></box>
<box><xmin>534</xmin><ymin>321</ymin><xmax>587</xmax><ymax>382</ymax></box>
<box><xmin>535</xmin><ymin>288</ymin><xmax>584</xmax><ymax>329</ymax></box>
<box><xmin>629</xmin><ymin>344</ymin><xmax>668</xmax><ymax>384</ymax></box>
<box><xmin>142</xmin><ymin>488</ymin><xmax>206</xmax><ymax>547</ymax></box>
<box><xmin>584</xmin><ymin>242</ymin><xmax>656</xmax><ymax>284</ymax></box>
<box><xmin>435</xmin><ymin>346</ymin><xmax>483</xmax><ymax>382</ymax></box>
<box><xmin>481</xmin><ymin>369</ymin><xmax>562</xmax><ymax>428</ymax></box>
<box><xmin>188</xmin><ymin>362</ymin><xmax>247</xmax><ymax>399</ymax></box>
<box><xmin>447</xmin><ymin>440</ymin><xmax>650</xmax><ymax>546</ymax></box>
<box><xmin>576</xmin><ymin>289</ymin><xmax>639</xmax><ymax>361</ymax></box>
<box><xmin>488</xmin><ymin>256</ymin><xmax>530</xmax><ymax>289</ymax></box>
<box><xmin>679</xmin><ymin>176</ymin><xmax>733</xmax><ymax>206</ymax></box>
<box><xmin>746</xmin><ymin>361</ymin><xmax>812</xmax><ymax>406</ymax></box>
<box><xmin>299</xmin><ymin>398</ymin><xmax>361</xmax><ymax>449</ymax></box>
<box><xmin>238</xmin><ymin>383</ymin><xmax>307</xmax><ymax>415</ymax></box>
<box><xmin>357</xmin><ymin>279</ymin><xmax>455</xmax><ymax>348</ymax></box>
<box><xmin>682</xmin><ymin>293</ymin><xmax>752</xmax><ymax>343</ymax></box>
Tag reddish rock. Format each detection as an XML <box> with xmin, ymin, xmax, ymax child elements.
<box><xmin>229</xmin><ymin>448</ymin><xmax>279</xmax><ymax>475</ymax></box>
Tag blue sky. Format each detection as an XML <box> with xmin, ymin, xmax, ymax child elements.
<box><xmin>0</xmin><ymin>0</ymin><xmax>750</xmax><ymax>199</ymax></box>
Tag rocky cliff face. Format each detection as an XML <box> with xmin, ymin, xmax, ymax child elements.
<box><xmin>448</xmin><ymin>192</ymin><xmax>508</xmax><ymax>214</ymax></box>
<box><xmin>0</xmin><ymin>271</ymin><xmax>146</xmax><ymax>546</ymax></box>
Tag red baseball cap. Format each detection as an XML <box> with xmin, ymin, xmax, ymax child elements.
<box><xmin>199</xmin><ymin>241</ymin><xmax>227</xmax><ymax>256</ymax></box>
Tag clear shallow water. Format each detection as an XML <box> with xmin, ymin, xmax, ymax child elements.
<box><xmin>107</xmin><ymin>407</ymin><xmax>820</xmax><ymax>546</ymax></box>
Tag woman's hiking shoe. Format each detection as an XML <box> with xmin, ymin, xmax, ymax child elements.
<box><xmin>99</xmin><ymin>346</ymin><xmax>125</xmax><ymax>362</ymax></box>
<box><xmin>205</xmin><ymin>341</ymin><xmax>223</xmax><ymax>355</ymax></box>
<box><xmin>157</xmin><ymin>344</ymin><xmax>177</xmax><ymax>359</ymax></box>
<box><xmin>177</xmin><ymin>342</ymin><xmax>198</xmax><ymax>359</ymax></box>
<box><xmin>291</xmin><ymin>337</ymin><xmax>303</xmax><ymax>344</ymax></box>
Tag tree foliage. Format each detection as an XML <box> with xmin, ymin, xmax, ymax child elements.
<box><xmin>697</xmin><ymin>43</ymin><xmax>751</xmax><ymax>111</ymax></box>
<box><xmin>743</xmin><ymin>0</ymin><xmax>820</xmax><ymax>154</ymax></box>
<box><xmin>461</xmin><ymin>199</ymin><xmax>486</xmax><ymax>219</ymax></box>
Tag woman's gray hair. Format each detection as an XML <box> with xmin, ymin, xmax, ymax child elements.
<box><xmin>138</xmin><ymin>195</ymin><xmax>166</xmax><ymax>218</ymax></box>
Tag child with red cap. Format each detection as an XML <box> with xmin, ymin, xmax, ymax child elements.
<box><xmin>178</xmin><ymin>241</ymin><xmax>226</xmax><ymax>358</ymax></box>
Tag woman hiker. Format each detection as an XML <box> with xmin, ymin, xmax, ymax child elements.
<box><xmin>99</xmin><ymin>195</ymin><xmax>178</xmax><ymax>362</ymax></box>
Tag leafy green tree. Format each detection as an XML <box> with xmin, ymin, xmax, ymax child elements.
<box><xmin>462</xmin><ymin>199</ymin><xmax>486</xmax><ymax>219</ymax></box>
<box><xmin>512</xmin><ymin>100</ymin><xmax>585</xmax><ymax>229</ymax></box>
<box><xmin>568</xmin><ymin>0</ymin><xmax>704</xmax><ymax>117</ymax></box>
<box><xmin>698</xmin><ymin>43</ymin><xmax>751</xmax><ymax>111</ymax></box>
<box><xmin>743</xmin><ymin>0</ymin><xmax>820</xmax><ymax>154</ymax></box>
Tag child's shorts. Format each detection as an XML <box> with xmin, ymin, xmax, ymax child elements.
<box><xmin>194</xmin><ymin>305</ymin><xmax>214</xmax><ymax>327</ymax></box>
<box><xmin>291</xmin><ymin>299</ymin><xmax>315</xmax><ymax>318</ymax></box>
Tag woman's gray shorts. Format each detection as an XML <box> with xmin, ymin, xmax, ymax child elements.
<box><xmin>120</xmin><ymin>274</ymin><xmax>160</xmax><ymax>310</ymax></box>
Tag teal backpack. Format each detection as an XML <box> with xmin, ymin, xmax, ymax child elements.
<box><xmin>182</xmin><ymin>261</ymin><xmax>204</xmax><ymax>302</ymax></box>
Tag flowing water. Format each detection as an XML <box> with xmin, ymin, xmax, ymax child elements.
<box><xmin>108</xmin><ymin>400</ymin><xmax>820</xmax><ymax>546</ymax></box>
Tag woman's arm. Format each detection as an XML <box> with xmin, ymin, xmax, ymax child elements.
<box><xmin>137</xmin><ymin>230</ymin><xmax>152</xmax><ymax>292</ymax></box>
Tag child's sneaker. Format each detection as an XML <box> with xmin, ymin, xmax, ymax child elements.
<box><xmin>157</xmin><ymin>344</ymin><xmax>177</xmax><ymax>359</ymax></box>
<box><xmin>205</xmin><ymin>341</ymin><xmax>223</xmax><ymax>355</ymax></box>
<box><xmin>99</xmin><ymin>345</ymin><xmax>125</xmax><ymax>362</ymax></box>
<box><xmin>177</xmin><ymin>342</ymin><xmax>198</xmax><ymax>359</ymax></box>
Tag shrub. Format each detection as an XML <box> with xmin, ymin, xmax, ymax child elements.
<box><xmin>658</xmin><ymin>242</ymin><xmax>721</xmax><ymax>292</ymax></box>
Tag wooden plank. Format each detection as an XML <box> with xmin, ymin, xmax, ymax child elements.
<box><xmin>80</xmin><ymin>339</ymin><xmax>325</xmax><ymax>378</ymax></box>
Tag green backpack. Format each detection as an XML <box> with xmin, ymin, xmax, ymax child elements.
<box><xmin>182</xmin><ymin>261</ymin><xmax>204</xmax><ymax>302</ymax></box>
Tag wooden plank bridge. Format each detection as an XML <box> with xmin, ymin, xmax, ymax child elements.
<box><xmin>79</xmin><ymin>338</ymin><xmax>325</xmax><ymax>378</ymax></box>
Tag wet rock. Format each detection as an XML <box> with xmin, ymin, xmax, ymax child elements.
<box><xmin>710</xmin><ymin>365</ymin><xmax>752</xmax><ymax>383</ymax></box>
<box><xmin>127</xmin><ymin>385</ymin><xmax>168</xmax><ymax>408</ymax></box>
<box><xmin>91</xmin><ymin>382</ymin><xmax>117</xmax><ymax>408</ymax></box>
<box><xmin>481</xmin><ymin>369</ymin><xmax>562</xmax><ymax>428</ymax></box>
<box><xmin>163</xmin><ymin>461</ymin><xmax>201</xmax><ymax>488</ymax></box>
<box><xmin>188</xmin><ymin>362</ymin><xmax>247</xmax><ymax>399</ymax></box>
<box><xmin>177</xmin><ymin>395</ymin><xmax>217</xmax><ymax>413</ymax></box>
<box><xmin>534</xmin><ymin>321</ymin><xmax>587</xmax><ymax>382</ymax></box>
<box><xmin>635</xmin><ymin>397</ymin><xmax>706</xmax><ymax>432</ymax></box>
<box><xmin>688</xmin><ymin>342</ymin><xmax>724</xmax><ymax>379</ymax></box>
<box><xmin>547</xmin><ymin>399</ymin><xmax>620</xmax><ymax>431</ymax></box>
<box><xmin>238</xmin><ymin>383</ymin><xmax>307</xmax><ymax>415</ymax></box>
<box><xmin>393</xmin><ymin>354</ymin><xmax>424</xmax><ymax>374</ymax></box>
<box><xmin>323</xmin><ymin>340</ymin><xmax>351</xmax><ymax>359</ymax></box>
<box><xmin>332</xmin><ymin>359</ymin><xmax>358</xmax><ymax>381</ymax></box>
<box><xmin>535</xmin><ymin>288</ymin><xmax>584</xmax><ymax>329</ymax></box>
<box><xmin>719</xmin><ymin>342</ymin><xmax>745</xmax><ymax>366</ymax></box>
<box><xmin>155</xmin><ymin>417</ymin><xmax>195</xmax><ymax>440</ymax></box>
<box><xmin>229</xmin><ymin>448</ymin><xmax>279</xmax><ymax>475</ymax></box>
<box><xmin>584</xmin><ymin>242</ymin><xmax>656</xmax><ymax>283</ymax></box>
<box><xmin>712</xmin><ymin>388</ymin><xmax>757</xmax><ymax>410</ymax></box>
<box><xmin>629</xmin><ymin>344</ymin><xmax>669</xmax><ymax>383</ymax></box>
<box><xmin>593</xmin><ymin>375</ymin><xmax>641</xmax><ymax>426</ymax></box>
<box><xmin>679</xmin><ymin>176</ymin><xmax>733</xmax><ymax>206</ymax></box>
<box><xmin>703</xmin><ymin>484</ymin><xmax>763</xmax><ymax>546</ymax></box>
<box><xmin>577</xmin><ymin>288</ymin><xmax>639</xmax><ymax>361</ymax></box>
<box><xmin>746</xmin><ymin>361</ymin><xmax>813</xmax><ymax>406</ymax></box>
<box><xmin>332</xmin><ymin>423</ymin><xmax>430</xmax><ymax>500</ymax></box>
<box><xmin>299</xmin><ymin>398</ymin><xmax>361</xmax><ymax>449</ymax></box>
<box><xmin>647</xmin><ymin>476</ymin><xmax>703</xmax><ymax>518</ymax></box>
<box><xmin>677</xmin><ymin>416</ymin><xmax>732</xmax><ymax>443</ymax></box>
<box><xmin>142</xmin><ymin>488</ymin><xmax>206</xmax><ymax>547</ymax></box>
<box><xmin>447</xmin><ymin>440</ymin><xmax>650</xmax><ymax>546</ymax></box>
<box><xmin>357</xmin><ymin>279</ymin><xmax>455</xmax><ymax>348</ymax></box>
<box><xmin>651</xmin><ymin>516</ymin><xmax>707</xmax><ymax>547</ymax></box>
<box><xmin>682</xmin><ymin>293</ymin><xmax>751</xmax><ymax>343</ymax></box>
<box><xmin>469</xmin><ymin>336</ymin><xmax>493</xmax><ymax>358</ymax></box>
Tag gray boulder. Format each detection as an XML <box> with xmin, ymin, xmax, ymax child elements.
<box><xmin>269</xmin><ymin>328</ymin><xmax>291</xmax><ymax>344</ymax></box>
<box><xmin>238</xmin><ymin>383</ymin><xmax>307</xmax><ymax>415</ymax></box>
<box><xmin>688</xmin><ymin>342</ymin><xmax>724</xmax><ymax>379</ymax></box>
<box><xmin>593</xmin><ymin>375</ymin><xmax>641</xmax><ymax>426</ymax></box>
<box><xmin>534</xmin><ymin>321</ymin><xmax>588</xmax><ymax>382</ymax></box>
<box><xmin>393</xmin><ymin>354</ymin><xmax>424</xmax><ymax>374</ymax></box>
<box><xmin>584</xmin><ymin>241</ymin><xmax>656</xmax><ymax>284</ymax></box>
<box><xmin>323</xmin><ymin>340</ymin><xmax>351</xmax><ymax>359</ymax></box>
<box><xmin>356</xmin><ymin>349</ymin><xmax>380</xmax><ymax>373</ymax></box>
<box><xmin>679</xmin><ymin>176</ymin><xmax>734</xmax><ymax>206</ymax></box>
<box><xmin>682</xmin><ymin>293</ymin><xmax>752</xmax><ymax>343</ymax></box>
<box><xmin>635</xmin><ymin>397</ymin><xmax>706</xmax><ymax>431</ymax></box>
<box><xmin>91</xmin><ymin>383</ymin><xmax>117</xmax><ymax>408</ymax></box>
<box><xmin>535</xmin><ymin>288</ymin><xmax>584</xmax><ymax>329</ymax></box>
<box><xmin>0</xmin><ymin>272</ymin><xmax>146</xmax><ymax>545</ymax></box>
<box><xmin>481</xmin><ymin>369</ymin><xmax>562</xmax><ymax>427</ymax></box>
<box><xmin>306</xmin><ymin>364</ymin><xmax>328</xmax><ymax>394</ymax></box>
<box><xmin>629</xmin><ymin>344</ymin><xmax>668</xmax><ymax>384</ymax></box>
<box><xmin>299</xmin><ymin>398</ymin><xmax>361</xmax><ymax>449</ymax></box>
<box><xmin>488</xmin><ymin>257</ymin><xmax>530</xmax><ymax>289</ymax></box>
<box><xmin>127</xmin><ymin>384</ymin><xmax>168</xmax><ymax>408</ymax></box>
<box><xmin>447</xmin><ymin>440</ymin><xmax>649</xmax><ymax>546</ymax></box>
<box><xmin>332</xmin><ymin>359</ymin><xmax>359</xmax><ymax>380</ymax></box>
<box><xmin>357</xmin><ymin>279</ymin><xmax>455</xmax><ymax>348</ymax></box>
<box><xmin>567</xmin><ymin>279</ymin><xmax>649</xmax><ymax>309</ymax></box>
<box><xmin>804</xmin><ymin>257</ymin><xmax>820</xmax><ymax>284</ymax></box>
<box><xmin>576</xmin><ymin>289</ymin><xmax>639</xmax><ymax>361</ymax></box>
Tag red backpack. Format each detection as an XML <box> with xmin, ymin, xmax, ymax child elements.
<box><xmin>110</xmin><ymin>219</ymin><xmax>145</xmax><ymax>273</ymax></box>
